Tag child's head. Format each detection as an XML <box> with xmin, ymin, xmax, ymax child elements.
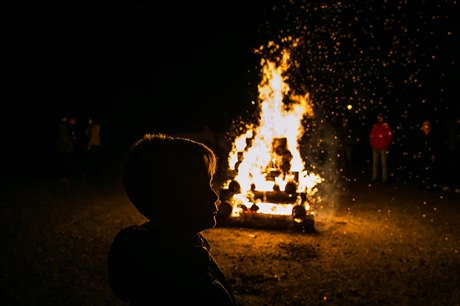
<box><xmin>122</xmin><ymin>133</ymin><xmax>219</xmax><ymax>232</ymax></box>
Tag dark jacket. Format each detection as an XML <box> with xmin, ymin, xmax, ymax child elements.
<box><xmin>56</xmin><ymin>121</ymin><xmax>76</xmax><ymax>153</ymax></box>
<box><xmin>108</xmin><ymin>224</ymin><xmax>237</xmax><ymax>306</ymax></box>
<box><xmin>413</xmin><ymin>130</ymin><xmax>439</xmax><ymax>165</ymax></box>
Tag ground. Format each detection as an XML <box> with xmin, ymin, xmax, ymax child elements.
<box><xmin>1</xmin><ymin>160</ymin><xmax>459</xmax><ymax>306</ymax></box>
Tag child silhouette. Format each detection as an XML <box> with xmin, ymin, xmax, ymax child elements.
<box><xmin>108</xmin><ymin>133</ymin><xmax>237</xmax><ymax>305</ymax></box>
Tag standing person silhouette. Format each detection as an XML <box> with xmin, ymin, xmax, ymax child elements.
<box><xmin>84</xmin><ymin>115</ymin><xmax>102</xmax><ymax>177</ymax></box>
<box><xmin>55</xmin><ymin>113</ymin><xmax>78</xmax><ymax>182</ymax></box>
<box><xmin>412</xmin><ymin>120</ymin><xmax>439</xmax><ymax>190</ymax></box>
<box><xmin>370</xmin><ymin>113</ymin><xmax>392</xmax><ymax>183</ymax></box>
<box><xmin>108</xmin><ymin>133</ymin><xmax>238</xmax><ymax>305</ymax></box>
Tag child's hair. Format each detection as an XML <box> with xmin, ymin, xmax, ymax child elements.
<box><xmin>122</xmin><ymin>133</ymin><xmax>217</xmax><ymax>219</ymax></box>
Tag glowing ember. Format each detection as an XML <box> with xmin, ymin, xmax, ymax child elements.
<box><xmin>219</xmin><ymin>41</ymin><xmax>323</xmax><ymax>225</ymax></box>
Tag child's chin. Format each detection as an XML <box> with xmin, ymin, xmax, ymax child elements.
<box><xmin>192</xmin><ymin>219</ymin><xmax>216</xmax><ymax>233</ymax></box>
<box><xmin>202</xmin><ymin>218</ymin><xmax>217</xmax><ymax>230</ymax></box>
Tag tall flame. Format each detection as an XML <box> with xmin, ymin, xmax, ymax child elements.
<box><xmin>226</xmin><ymin>47</ymin><xmax>320</xmax><ymax>202</ymax></box>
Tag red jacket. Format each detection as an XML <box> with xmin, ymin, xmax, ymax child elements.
<box><xmin>370</xmin><ymin>123</ymin><xmax>392</xmax><ymax>150</ymax></box>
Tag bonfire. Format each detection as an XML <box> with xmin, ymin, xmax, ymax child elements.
<box><xmin>217</xmin><ymin>41</ymin><xmax>323</xmax><ymax>232</ymax></box>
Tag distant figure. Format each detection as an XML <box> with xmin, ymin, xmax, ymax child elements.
<box><xmin>55</xmin><ymin>114</ymin><xmax>78</xmax><ymax>182</ymax></box>
<box><xmin>84</xmin><ymin>116</ymin><xmax>102</xmax><ymax>177</ymax></box>
<box><xmin>369</xmin><ymin>113</ymin><xmax>392</xmax><ymax>183</ymax></box>
<box><xmin>412</xmin><ymin>120</ymin><xmax>439</xmax><ymax>190</ymax></box>
<box><xmin>108</xmin><ymin>133</ymin><xmax>237</xmax><ymax>305</ymax></box>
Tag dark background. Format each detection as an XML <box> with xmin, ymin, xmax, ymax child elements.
<box><xmin>1</xmin><ymin>1</ymin><xmax>459</xmax><ymax>182</ymax></box>
<box><xmin>1</xmin><ymin>1</ymin><xmax>271</xmax><ymax>171</ymax></box>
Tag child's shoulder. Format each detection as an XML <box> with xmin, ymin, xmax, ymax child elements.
<box><xmin>112</xmin><ymin>224</ymin><xmax>152</xmax><ymax>246</ymax></box>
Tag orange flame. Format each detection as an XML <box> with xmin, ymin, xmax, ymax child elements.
<box><xmin>224</xmin><ymin>44</ymin><xmax>323</xmax><ymax>217</ymax></box>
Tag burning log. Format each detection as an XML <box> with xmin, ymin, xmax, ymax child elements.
<box><xmin>216</xmin><ymin>205</ymin><xmax>315</xmax><ymax>233</ymax></box>
<box><xmin>228</xmin><ymin>180</ymin><xmax>241</xmax><ymax>194</ymax></box>
<box><xmin>217</xmin><ymin>201</ymin><xmax>233</xmax><ymax>219</ymax></box>
<box><xmin>252</xmin><ymin>190</ymin><xmax>298</xmax><ymax>204</ymax></box>
<box><xmin>292</xmin><ymin>205</ymin><xmax>307</xmax><ymax>223</ymax></box>
<box><xmin>284</xmin><ymin>181</ymin><xmax>297</xmax><ymax>195</ymax></box>
<box><xmin>217</xmin><ymin>182</ymin><xmax>316</xmax><ymax>233</ymax></box>
<box><xmin>266</xmin><ymin>137</ymin><xmax>294</xmax><ymax>177</ymax></box>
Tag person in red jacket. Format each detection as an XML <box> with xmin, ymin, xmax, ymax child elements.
<box><xmin>370</xmin><ymin>113</ymin><xmax>393</xmax><ymax>182</ymax></box>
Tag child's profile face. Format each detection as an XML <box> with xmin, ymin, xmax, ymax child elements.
<box><xmin>177</xmin><ymin>160</ymin><xmax>219</xmax><ymax>233</ymax></box>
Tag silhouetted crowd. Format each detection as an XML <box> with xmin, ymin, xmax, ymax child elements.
<box><xmin>336</xmin><ymin>113</ymin><xmax>460</xmax><ymax>192</ymax></box>
<box><xmin>54</xmin><ymin>112</ymin><xmax>103</xmax><ymax>182</ymax></box>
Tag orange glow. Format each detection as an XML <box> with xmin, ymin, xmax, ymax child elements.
<box><xmin>222</xmin><ymin>43</ymin><xmax>322</xmax><ymax>218</ymax></box>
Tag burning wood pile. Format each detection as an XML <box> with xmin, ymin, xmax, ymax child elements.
<box><xmin>217</xmin><ymin>44</ymin><xmax>323</xmax><ymax>232</ymax></box>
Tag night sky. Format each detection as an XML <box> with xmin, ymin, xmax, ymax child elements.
<box><xmin>2</xmin><ymin>2</ymin><xmax>268</xmax><ymax>124</ymax></box>
<box><xmin>1</xmin><ymin>1</ymin><xmax>458</xmax><ymax>176</ymax></box>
